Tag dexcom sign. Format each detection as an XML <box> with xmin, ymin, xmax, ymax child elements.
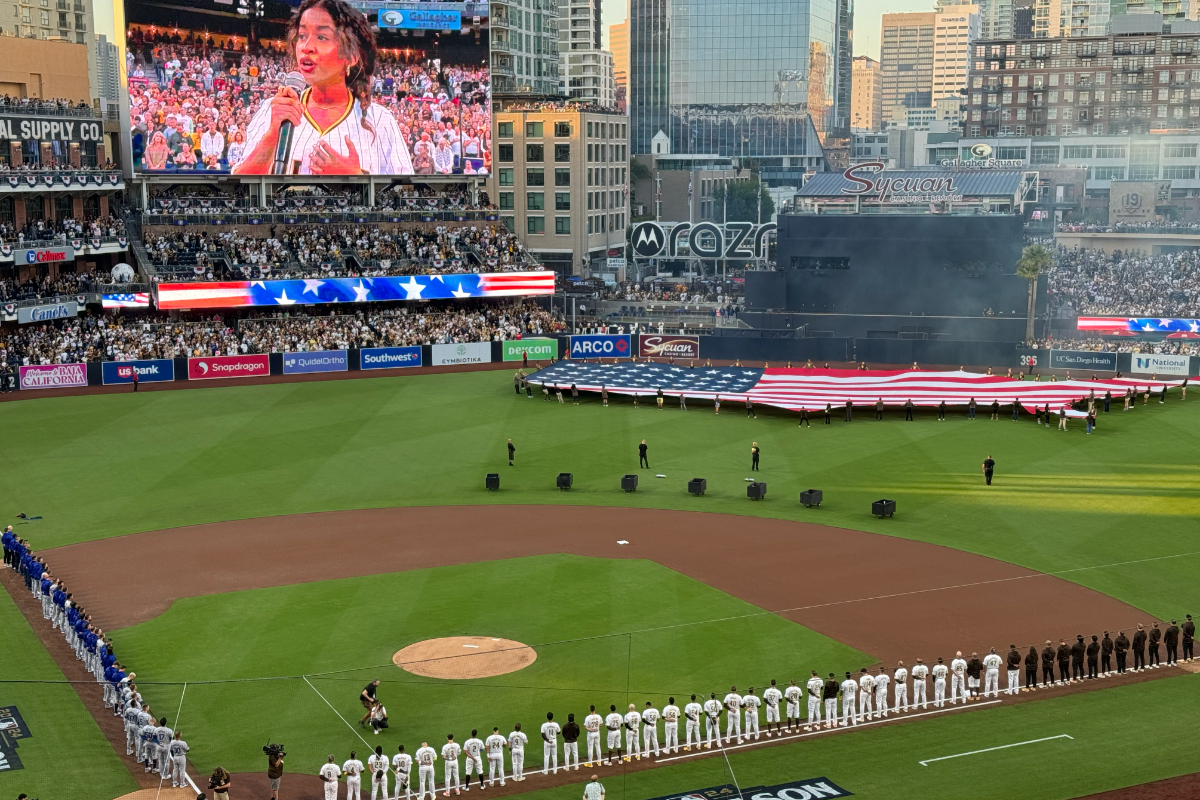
<box><xmin>569</xmin><ymin>334</ymin><xmax>632</xmax><ymax>359</ymax></box>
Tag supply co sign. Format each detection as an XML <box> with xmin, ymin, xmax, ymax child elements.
<box><xmin>639</xmin><ymin>334</ymin><xmax>700</xmax><ymax>360</ymax></box>
<box><xmin>431</xmin><ymin>341</ymin><xmax>492</xmax><ymax>366</ymax></box>
<box><xmin>503</xmin><ymin>338</ymin><xmax>558</xmax><ymax>362</ymax></box>
<box><xmin>187</xmin><ymin>354</ymin><xmax>270</xmax><ymax>380</ymax></box>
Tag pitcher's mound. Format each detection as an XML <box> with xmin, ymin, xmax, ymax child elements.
<box><xmin>393</xmin><ymin>636</ymin><xmax>536</xmax><ymax>679</ymax></box>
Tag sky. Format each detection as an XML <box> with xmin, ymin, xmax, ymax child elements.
<box><xmin>600</xmin><ymin>0</ymin><xmax>930</xmax><ymax>62</ymax></box>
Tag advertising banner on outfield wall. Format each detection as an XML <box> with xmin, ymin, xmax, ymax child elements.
<box><xmin>101</xmin><ymin>359</ymin><xmax>175</xmax><ymax>385</ymax></box>
<box><xmin>1131</xmin><ymin>353</ymin><xmax>1190</xmax><ymax>376</ymax></box>
<box><xmin>18</xmin><ymin>363</ymin><xmax>87</xmax><ymax>390</ymax></box>
<box><xmin>187</xmin><ymin>355</ymin><xmax>270</xmax><ymax>380</ymax></box>
<box><xmin>641</xmin><ymin>776</ymin><xmax>852</xmax><ymax>800</ymax></box>
<box><xmin>502</xmin><ymin>338</ymin><xmax>558</xmax><ymax>362</ymax></box>
<box><xmin>17</xmin><ymin>301</ymin><xmax>78</xmax><ymax>325</ymax></box>
<box><xmin>431</xmin><ymin>342</ymin><xmax>492</xmax><ymax>366</ymax></box>
<box><xmin>282</xmin><ymin>350</ymin><xmax>348</xmax><ymax>375</ymax></box>
<box><xmin>1047</xmin><ymin>350</ymin><xmax>1117</xmax><ymax>372</ymax></box>
<box><xmin>569</xmin><ymin>334</ymin><xmax>632</xmax><ymax>359</ymax></box>
<box><xmin>639</xmin><ymin>334</ymin><xmax>700</xmax><ymax>360</ymax></box>
<box><xmin>360</xmin><ymin>347</ymin><xmax>423</xmax><ymax>370</ymax></box>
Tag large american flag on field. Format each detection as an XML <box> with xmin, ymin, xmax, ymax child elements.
<box><xmin>526</xmin><ymin>363</ymin><xmax>1187</xmax><ymax>417</ymax></box>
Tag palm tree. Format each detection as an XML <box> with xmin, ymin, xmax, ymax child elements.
<box><xmin>1016</xmin><ymin>243</ymin><xmax>1053</xmax><ymax>343</ymax></box>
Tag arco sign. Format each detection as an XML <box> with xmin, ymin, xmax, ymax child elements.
<box><xmin>628</xmin><ymin>222</ymin><xmax>776</xmax><ymax>259</ymax></box>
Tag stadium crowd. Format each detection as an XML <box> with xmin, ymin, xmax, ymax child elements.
<box><xmin>126</xmin><ymin>34</ymin><xmax>490</xmax><ymax>174</ymax></box>
<box><xmin>0</xmin><ymin>302</ymin><xmax>564</xmax><ymax>364</ymax></box>
<box><xmin>1</xmin><ymin>531</ymin><xmax>189</xmax><ymax>787</ymax></box>
<box><xmin>1028</xmin><ymin>337</ymin><xmax>1200</xmax><ymax>356</ymax></box>
<box><xmin>1046</xmin><ymin>246</ymin><xmax>1200</xmax><ymax>318</ymax></box>
<box><xmin>0</xmin><ymin>215</ymin><xmax>127</xmax><ymax>246</ymax></box>
<box><xmin>0</xmin><ymin>95</ymin><xmax>93</xmax><ymax>117</ymax></box>
<box><xmin>0</xmin><ymin>272</ymin><xmax>98</xmax><ymax>302</ymax></box>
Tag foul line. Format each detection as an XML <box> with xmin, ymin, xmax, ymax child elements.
<box><xmin>918</xmin><ymin>734</ymin><xmax>1074</xmax><ymax>766</ymax></box>
<box><xmin>303</xmin><ymin>675</ymin><xmax>372</xmax><ymax>749</ymax></box>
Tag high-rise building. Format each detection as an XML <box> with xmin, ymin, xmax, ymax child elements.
<box><xmin>852</xmin><ymin>56</ymin><xmax>883</xmax><ymax>130</ymax></box>
<box><xmin>977</xmin><ymin>0</ymin><xmax>1014</xmax><ymax>39</ymax></box>
<box><xmin>933</xmin><ymin>4</ymin><xmax>980</xmax><ymax>102</ymax></box>
<box><xmin>491</xmin><ymin>0</ymin><xmax>560</xmax><ymax>95</ymax></box>
<box><xmin>563</xmin><ymin>50</ymin><xmax>616</xmax><ymax>105</ymax></box>
<box><xmin>880</xmin><ymin>12</ymin><xmax>936</xmax><ymax>122</ymax></box>
<box><xmin>609</xmin><ymin>21</ymin><xmax>629</xmax><ymax>95</ymax></box>
<box><xmin>1013</xmin><ymin>0</ymin><xmax>1035</xmax><ymax>37</ymax></box>
<box><xmin>558</xmin><ymin>0</ymin><xmax>600</xmax><ymax>56</ymax></box>
<box><xmin>1</xmin><ymin>0</ymin><xmax>98</xmax><ymax>101</ymax></box>
<box><xmin>95</xmin><ymin>33</ymin><xmax>119</xmax><ymax>113</ymax></box>
<box><xmin>629</xmin><ymin>0</ymin><xmax>844</xmax><ymax>178</ymax></box>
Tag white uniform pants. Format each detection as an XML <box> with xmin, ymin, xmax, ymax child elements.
<box><xmin>725</xmin><ymin>712</ymin><xmax>742</xmax><ymax>742</ymax></box>
<box><xmin>786</xmin><ymin>702</ymin><xmax>800</xmax><ymax>722</ymax></box>
<box><xmin>372</xmin><ymin>772</ymin><xmax>389</xmax><ymax>800</ymax></box>
<box><xmin>951</xmin><ymin>674</ymin><xmax>966</xmax><ymax>703</ymax></box>
<box><xmin>159</xmin><ymin>744</ymin><xmax>171</xmax><ymax>775</ymax></box>
<box><xmin>841</xmin><ymin>697</ymin><xmax>856</xmax><ymax>726</ymax></box>
<box><xmin>586</xmin><ymin>731</ymin><xmax>601</xmax><ymax>763</ymax></box>
<box><xmin>913</xmin><ymin>681</ymin><xmax>927</xmax><ymax>709</ymax></box>
<box><xmin>418</xmin><ymin>766</ymin><xmax>435</xmax><ymax>799</ymax></box>
<box><xmin>171</xmin><ymin>755</ymin><xmax>187</xmax><ymax>787</ymax></box>
<box><xmin>823</xmin><ymin>699</ymin><xmax>837</xmax><ymax>725</ymax></box>
<box><xmin>488</xmin><ymin>756</ymin><xmax>505</xmax><ymax>786</ymax></box>
<box><xmin>934</xmin><ymin>679</ymin><xmax>946</xmax><ymax>707</ymax></box>
<box><xmin>858</xmin><ymin>691</ymin><xmax>872</xmax><ymax>721</ymax></box>
<box><xmin>443</xmin><ymin>761</ymin><xmax>459</xmax><ymax>792</ymax></box>
<box><xmin>806</xmin><ymin>696</ymin><xmax>821</xmax><ymax>727</ymax></box>
<box><xmin>1006</xmin><ymin>669</ymin><xmax>1020</xmax><ymax>695</ymax></box>
<box><xmin>625</xmin><ymin>727</ymin><xmax>640</xmax><ymax>757</ymax></box>
<box><xmin>563</xmin><ymin>742</ymin><xmax>578</xmax><ymax>769</ymax></box>
<box><xmin>685</xmin><ymin>719</ymin><xmax>701</xmax><ymax>748</ymax></box>
<box><xmin>704</xmin><ymin>717</ymin><xmax>721</xmax><ymax>747</ymax></box>
<box><xmin>396</xmin><ymin>771</ymin><xmax>411</xmax><ymax>799</ymax></box>
<box><xmin>765</xmin><ymin>704</ymin><xmax>779</xmax><ymax>725</ymax></box>
<box><xmin>511</xmin><ymin>749</ymin><xmax>524</xmax><ymax>780</ymax></box>
<box><xmin>895</xmin><ymin>684</ymin><xmax>908</xmax><ymax>712</ymax></box>
<box><xmin>465</xmin><ymin>756</ymin><xmax>483</xmax><ymax>780</ymax></box>
<box><xmin>664</xmin><ymin>722</ymin><xmax>678</xmax><ymax>752</ymax></box>
<box><xmin>125</xmin><ymin>725</ymin><xmax>136</xmax><ymax>755</ymax></box>
<box><xmin>985</xmin><ymin>669</ymin><xmax>1000</xmax><ymax>697</ymax></box>
<box><xmin>543</xmin><ymin>741</ymin><xmax>558</xmax><ymax>773</ymax></box>
<box><xmin>348</xmin><ymin>777</ymin><xmax>362</xmax><ymax>800</ymax></box>
<box><xmin>326</xmin><ymin>781</ymin><xmax>340</xmax><ymax>800</ymax></box>
<box><xmin>875</xmin><ymin>689</ymin><xmax>888</xmax><ymax>717</ymax></box>
<box><xmin>605</xmin><ymin>730</ymin><xmax>620</xmax><ymax>755</ymax></box>
<box><xmin>743</xmin><ymin>710</ymin><xmax>759</xmax><ymax>739</ymax></box>
<box><xmin>643</xmin><ymin>725</ymin><xmax>659</xmax><ymax>756</ymax></box>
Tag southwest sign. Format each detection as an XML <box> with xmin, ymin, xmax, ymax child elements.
<box><xmin>629</xmin><ymin>222</ymin><xmax>776</xmax><ymax>259</ymax></box>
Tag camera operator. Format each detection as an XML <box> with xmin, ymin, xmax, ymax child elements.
<box><xmin>266</xmin><ymin>744</ymin><xmax>286</xmax><ymax>800</ymax></box>
<box><xmin>209</xmin><ymin>766</ymin><xmax>231</xmax><ymax>800</ymax></box>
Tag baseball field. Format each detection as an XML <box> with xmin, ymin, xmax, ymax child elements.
<box><xmin>2</xmin><ymin>367</ymin><xmax>1199</xmax><ymax>800</ymax></box>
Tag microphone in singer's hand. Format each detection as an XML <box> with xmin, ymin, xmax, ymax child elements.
<box><xmin>271</xmin><ymin>71</ymin><xmax>308</xmax><ymax>175</ymax></box>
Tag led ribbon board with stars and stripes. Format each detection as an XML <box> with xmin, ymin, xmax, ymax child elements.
<box><xmin>154</xmin><ymin>271</ymin><xmax>556</xmax><ymax>310</ymax></box>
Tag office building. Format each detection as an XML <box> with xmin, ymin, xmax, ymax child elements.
<box><xmin>965</xmin><ymin>24</ymin><xmax>1200</xmax><ymax>138</ymax></box>
<box><xmin>630</xmin><ymin>153</ymin><xmax>749</xmax><ymax>222</ymax></box>
<box><xmin>609</xmin><ymin>21</ymin><xmax>629</xmax><ymax>93</ymax></box>
<box><xmin>979</xmin><ymin>0</ymin><xmax>1014</xmax><ymax>39</ymax></box>
<box><xmin>562</xmin><ymin>49</ymin><xmax>616</xmax><ymax>105</ymax></box>
<box><xmin>1013</xmin><ymin>0</ymin><xmax>1034</xmax><ymax>38</ymax></box>
<box><xmin>1</xmin><ymin>0</ymin><xmax>97</xmax><ymax>102</ymax></box>
<box><xmin>489</xmin><ymin>104</ymin><xmax>629</xmax><ymax>274</ymax></box>
<box><xmin>852</xmin><ymin>55</ymin><xmax>883</xmax><ymax>130</ymax></box>
<box><xmin>492</xmin><ymin>0</ymin><xmax>560</xmax><ymax>95</ymax></box>
<box><xmin>933</xmin><ymin>5</ymin><xmax>980</xmax><ymax>102</ymax></box>
<box><xmin>880</xmin><ymin>12</ymin><xmax>936</xmax><ymax>122</ymax></box>
<box><xmin>95</xmin><ymin>32</ymin><xmax>119</xmax><ymax>114</ymax></box>
<box><xmin>629</xmin><ymin>0</ymin><xmax>845</xmax><ymax>181</ymax></box>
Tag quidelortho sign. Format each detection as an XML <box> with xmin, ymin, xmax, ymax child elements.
<box><xmin>282</xmin><ymin>350</ymin><xmax>348</xmax><ymax>375</ymax></box>
<box><xmin>360</xmin><ymin>347</ymin><xmax>422</xmax><ymax>369</ymax></box>
<box><xmin>17</xmin><ymin>301</ymin><xmax>78</xmax><ymax>324</ymax></box>
<box><xmin>1048</xmin><ymin>350</ymin><xmax>1117</xmax><ymax>371</ymax></box>
<box><xmin>502</xmin><ymin>338</ymin><xmax>558</xmax><ymax>362</ymax></box>
<box><xmin>101</xmin><ymin>359</ymin><xmax>175</xmax><ymax>384</ymax></box>
<box><xmin>1132</xmin><ymin>353</ymin><xmax>1191</xmax><ymax>376</ymax></box>
<box><xmin>431</xmin><ymin>341</ymin><xmax>492</xmax><ymax>366</ymax></box>
<box><xmin>13</xmin><ymin>246</ymin><xmax>76</xmax><ymax>266</ymax></box>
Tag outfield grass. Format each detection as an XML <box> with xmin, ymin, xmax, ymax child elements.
<box><xmin>112</xmin><ymin>555</ymin><xmax>870</xmax><ymax>775</ymax></box>
<box><xmin>0</xmin><ymin>586</ymin><xmax>137</xmax><ymax>800</ymax></box>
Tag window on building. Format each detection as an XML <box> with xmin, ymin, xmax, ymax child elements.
<box><xmin>500</xmin><ymin>215</ymin><xmax>515</xmax><ymax>232</ymax></box>
<box><xmin>997</xmin><ymin>146</ymin><xmax>1027</xmax><ymax>159</ymax></box>
<box><xmin>1163</xmin><ymin>166</ymin><xmax>1197</xmax><ymax>179</ymax></box>
<box><xmin>498</xmin><ymin>144</ymin><xmax>514</xmax><ymax>163</ymax></box>
<box><xmin>1062</xmin><ymin>145</ymin><xmax>1092</xmax><ymax>159</ymax></box>
<box><xmin>498</xmin><ymin>192</ymin><xmax>514</xmax><ymax>210</ymax></box>
<box><xmin>498</xmin><ymin>121</ymin><xmax>514</xmax><ymax>138</ymax></box>
<box><xmin>555</xmin><ymin>216</ymin><xmax>571</xmax><ymax>235</ymax></box>
<box><xmin>526</xmin><ymin>121</ymin><xmax>543</xmax><ymax>138</ymax></box>
<box><xmin>1130</xmin><ymin>165</ymin><xmax>1158</xmax><ymax>179</ymax></box>
<box><xmin>1031</xmin><ymin>146</ymin><xmax>1059</xmax><ymax>163</ymax></box>
<box><xmin>1090</xmin><ymin>166</ymin><xmax>1125</xmax><ymax>180</ymax></box>
<box><xmin>554</xmin><ymin>143</ymin><xmax>570</xmax><ymax>162</ymax></box>
<box><xmin>555</xmin><ymin>167</ymin><xmax>570</xmax><ymax>186</ymax></box>
<box><xmin>526</xmin><ymin>167</ymin><xmax>545</xmax><ymax>186</ymax></box>
<box><xmin>527</xmin><ymin>192</ymin><xmax>545</xmax><ymax>210</ymax></box>
<box><xmin>554</xmin><ymin>192</ymin><xmax>570</xmax><ymax>210</ymax></box>
<box><xmin>526</xmin><ymin>144</ymin><xmax>544</xmax><ymax>161</ymax></box>
<box><xmin>1164</xmin><ymin>144</ymin><xmax>1197</xmax><ymax>158</ymax></box>
<box><xmin>527</xmin><ymin>216</ymin><xmax>545</xmax><ymax>234</ymax></box>
<box><xmin>498</xmin><ymin>168</ymin><xmax>514</xmax><ymax>186</ymax></box>
<box><xmin>554</xmin><ymin>121</ymin><xmax>571</xmax><ymax>137</ymax></box>
<box><xmin>1094</xmin><ymin>145</ymin><xmax>1124</xmax><ymax>159</ymax></box>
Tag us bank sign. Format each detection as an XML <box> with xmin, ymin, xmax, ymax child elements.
<box><xmin>630</xmin><ymin>221</ymin><xmax>776</xmax><ymax>259</ymax></box>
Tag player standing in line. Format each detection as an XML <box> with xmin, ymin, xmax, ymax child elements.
<box><xmin>462</xmin><ymin>730</ymin><xmax>485</xmax><ymax>790</ymax></box>
<box><xmin>320</xmin><ymin>755</ymin><xmax>343</xmax><ymax>800</ymax></box>
<box><xmin>168</xmin><ymin>732</ymin><xmax>189</xmax><ymax>789</ymax></box>
<box><xmin>683</xmin><ymin>695</ymin><xmax>703</xmax><ymax>750</ymax></box>
<box><xmin>140</xmin><ymin>714</ymin><xmax>158</xmax><ymax>772</ymax></box>
<box><xmin>703</xmin><ymin>693</ymin><xmax>723</xmax><ymax>748</ymax></box>
<box><xmin>821</xmin><ymin>674</ymin><xmax>839</xmax><ymax>728</ymax></box>
<box><xmin>805</xmin><ymin>672</ymin><xmax>823</xmax><ymax>731</ymax></box>
<box><xmin>583</xmin><ymin>706</ymin><xmax>603</xmax><ymax>766</ymax></box>
<box><xmin>155</xmin><ymin>717</ymin><xmax>174</xmax><ymax>777</ymax></box>
<box><xmin>1005</xmin><ymin>645</ymin><xmax>1022</xmax><ymax>695</ymax></box>
<box><xmin>932</xmin><ymin>658</ymin><xmax>949</xmax><ymax>708</ymax></box>
<box><xmin>784</xmin><ymin>679</ymin><xmax>802</xmax><ymax>732</ymax></box>
<box><xmin>344</xmin><ymin>751</ymin><xmax>365</xmax><ymax>800</ymax></box>
<box><xmin>441</xmin><ymin>734</ymin><xmax>461</xmax><ymax>796</ymax></box>
<box><xmin>950</xmin><ymin>652</ymin><xmax>968</xmax><ymax>705</ymax></box>
<box><xmin>369</xmin><ymin>745</ymin><xmax>391</xmax><ymax>800</ymax></box>
<box><xmin>722</xmin><ymin>686</ymin><xmax>743</xmax><ymax>743</ymax></box>
<box><xmin>623</xmin><ymin>704</ymin><xmax>642</xmax><ymax>761</ymax></box>
<box><xmin>123</xmin><ymin>703</ymin><xmax>140</xmax><ymax>755</ymax></box>
<box><xmin>893</xmin><ymin>662</ymin><xmax>909</xmax><ymax>713</ymax></box>
<box><xmin>839</xmin><ymin>673</ymin><xmax>858</xmax><ymax>727</ymax></box>
<box><xmin>604</xmin><ymin>705</ymin><xmax>623</xmax><ymax>763</ymax></box>
<box><xmin>967</xmin><ymin>653</ymin><xmax>984</xmax><ymax>700</ymax></box>
<box><xmin>662</xmin><ymin>698</ymin><xmax>680</xmax><ymax>753</ymax></box>
<box><xmin>641</xmin><ymin>702</ymin><xmax>660</xmax><ymax>757</ymax></box>
<box><xmin>763</xmin><ymin>680</ymin><xmax>783</xmax><ymax>737</ymax></box>
<box><xmin>741</xmin><ymin>688</ymin><xmax>761</xmax><ymax>741</ymax></box>
<box><xmin>484</xmin><ymin>729</ymin><xmax>506</xmax><ymax>787</ymax></box>
<box><xmin>540</xmin><ymin>712</ymin><xmax>560</xmax><ymax>775</ymax></box>
<box><xmin>984</xmin><ymin>648</ymin><xmax>1003</xmax><ymax>697</ymax></box>
<box><xmin>393</xmin><ymin>745</ymin><xmax>413</xmax><ymax>800</ymax></box>
<box><xmin>873</xmin><ymin>667</ymin><xmax>890</xmax><ymax>718</ymax></box>
<box><xmin>857</xmin><ymin>670</ymin><xmax>874</xmax><ymax>723</ymax></box>
<box><xmin>508</xmin><ymin>724</ymin><xmax>527</xmax><ymax>781</ymax></box>
<box><xmin>562</xmin><ymin>714</ymin><xmax>580</xmax><ymax>771</ymax></box>
<box><xmin>415</xmin><ymin>742</ymin><xmax>438</xmax><ymax>800</ymax></box>
<box><xmin>911</xmin><ymin>659</ymin><xmax>928</xmax><ymax>710</ymax></box>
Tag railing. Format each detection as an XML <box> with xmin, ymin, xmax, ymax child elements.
<box><xmin>141</xmin><ymin>210</ymin><xmax>500</xmax><ymax>226</ymax></box>
<box><xmin>0</xmin><ymin>100</ymin><xmax>96</xmax><ymax>118</ymax></box>
<box><xmin>148</xmin><ymin>257</ymin><xmax>540</xmax><ymax>280</ymax></box>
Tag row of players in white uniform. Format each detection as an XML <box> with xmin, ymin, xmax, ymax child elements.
<box><xmin>314</xmin><ymin>651</ymin><xmax>1016</xmax><ymax>800</ymax></box>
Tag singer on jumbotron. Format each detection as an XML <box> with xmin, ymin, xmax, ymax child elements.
<box><xmin>233</xmin><ymin>0</ymin><xmax>414</xmax><ymax>175</ymax></box>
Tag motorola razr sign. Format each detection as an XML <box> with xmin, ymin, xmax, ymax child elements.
<box><xmin>629</xmin><ymin>221</ymin><xmax>776</xmax><ymax>259</ymax></box>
